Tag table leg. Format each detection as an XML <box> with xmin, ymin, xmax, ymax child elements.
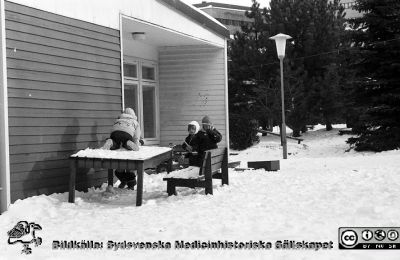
<box><xmin>108</xmin><ymin>169</ymin><xmax>114</xmax><ymax>186</ymax></box>
<box><xmin>136</xmin><ymin>162</ymin><xmax>144</xmax><ymax>206</ymax></box>
<box><xmin>68</xmin><ymin>160</ymin><xmax>77</xmax><ymax>203</ymax></box>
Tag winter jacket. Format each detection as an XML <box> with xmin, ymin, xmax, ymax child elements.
<box><xmin>111</xmin><ymin>112</ymin><xmax>140</xmax><ymax>144</ymax></box>
<box><xmin>196</xmin><ymin>128</ymin><xmax>222</xmax><ymax>155</ymax></box>
<box><xmin>182</xmin><ymin>121</ymin><xmax>200</xmax><ymax>151</ymax></box>
<box><xmin>188</xmin><ymin>127</ymin><xmax>222</xmax><ymax>167</ymax></box>
<box><xmin>181</xmin><ymin>121</ymin><xmax>200</xmax><ymax>166</ymax></box>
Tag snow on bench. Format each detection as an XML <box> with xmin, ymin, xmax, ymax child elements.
<box><xmin>163</xmin><ymin>147</ymin><xmax>228</xmax><ymax>196</ymax></box>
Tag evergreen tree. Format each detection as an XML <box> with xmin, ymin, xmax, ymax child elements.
<box><xmin>228</xmin><ymin>0</ymin><xmax>348</xmax><ymax>146</ymax></box>
<box><xmin>269</xmin><ymin>0</ymin><xmax>346</xmax><ymax>134</ymax></box>
<box><xmin>347</xmin><ymin>0</ymin><xmax>400</xmax><ymax>151</ymax></box>
<box><xmin>228</xmin><ymin>0</ymin><xmax>280</xmax><ymax>149</ymax></box>
<box><xmin>229</xmin><ymin>0</ymin><xmax>278</xmax><ymax>126</ymax></box>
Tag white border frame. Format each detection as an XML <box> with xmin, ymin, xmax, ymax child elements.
<box><xmin>0</xmin><ymin>0</ymin><xmax>10</xmax><ymax>213</ymax></box>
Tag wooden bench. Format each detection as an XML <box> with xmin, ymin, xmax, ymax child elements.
<box><xmin>338</xmin><ymin>128</ymin><xmax>353</xmax><ymax>135</ymax></box>
<box><xmin>163</xmin><ymin>147</ymin><xmax>228</xmax><ymax>196</ymax></box>
<box><xmin>256</xmin><ymin>129</ymin><xmax>304</xmax><ymax>144</ymax></box>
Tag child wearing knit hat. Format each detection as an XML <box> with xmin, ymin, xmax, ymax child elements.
<box><xmin>101</xmin><ymin>107</ymin><xmax>143</xmax><ymax>189</ymax></box>
<box><xmin>188</xmin><ymin>115</ymin><xmax>222</xmax><ymax>167</ymax></box>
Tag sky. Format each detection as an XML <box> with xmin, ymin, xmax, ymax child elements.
<box><xmin>182</xmin><ymin>0</ymin><xmax>271</xmax><ymax>8</ymax></box>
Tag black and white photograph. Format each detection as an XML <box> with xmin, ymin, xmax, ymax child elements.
<box><xmin>0</xmin><ymin>0</ymin><xmax>399</xmax><ymax>259</ymax></box>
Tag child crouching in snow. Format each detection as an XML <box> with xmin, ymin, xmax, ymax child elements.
<box><xmin>101</xmin><ymin>107</ymin><xmax>141</xmax><ymax>151</ymax></box>
<box><xmin>101</xmin><ymin>107</ymin><xmax>143</xmax><ymax>190</ymax></box>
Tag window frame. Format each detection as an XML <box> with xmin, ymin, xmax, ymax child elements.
<box><xmin>123</xmin><ymin>57</ymin><xmax>159</xmax><ymax>145</ymax></box>
<box><xmin>141</xmin><ymin>82</ymin><xmax>158</xmax><ymax>140</ymax></box>
<box><xmin>123</xmin><ymin>62</ymin><xmax>139</xmax><ymax>79</ymax></box>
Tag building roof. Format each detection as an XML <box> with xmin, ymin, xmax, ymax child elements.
<box><xmin>161</xmin><ymin>0</ymin><xmax>230</xmax><ymax>38</ymax></box>
<box><xmin>193</xmin><ymin>1</ymin><xmax>251</xmax><ymax>11</ymax></box>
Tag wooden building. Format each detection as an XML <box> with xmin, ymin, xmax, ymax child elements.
<box><xmin>0</xmin><ymin>0</ymin><xmax>229</xmax><ymax>213</ymax></box>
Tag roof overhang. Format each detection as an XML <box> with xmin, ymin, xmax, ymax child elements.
<box><xmin>7</xmin><ymin>0</ymin><xmax>229</xmax><ymax>46</ymax></box>
<box><xmin>160</xmin><ymin>0</ymin><xmax>230</xmax><ymax>39</ymax></box>
<box><xmin>122</xmin><ymin>14</ymin><xmax>223</xmax><ymax>47</ymax></box>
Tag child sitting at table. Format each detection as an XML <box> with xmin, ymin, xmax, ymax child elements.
<box><xmin>179</xmin><ymin>121</ymin><xmax>200</xmax><ymax>166</ymax></box>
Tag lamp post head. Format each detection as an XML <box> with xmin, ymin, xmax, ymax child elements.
<box><xmin>269</xmin><ymin>33</ymin><xmax>292</xmax><ymax>59</ymax></box>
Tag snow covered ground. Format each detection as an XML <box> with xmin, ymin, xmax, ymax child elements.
<box><xmin>1</xmin><ymin>124</ymin><xmax>399</xmax><ymax>260</ymax></box>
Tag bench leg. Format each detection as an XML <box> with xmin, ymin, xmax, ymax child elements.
<box><xmin>68</xmin><ymin>160</ymin><xmax>77</xmax><ymax>203</ymax></box>
<box><xmin>167</xmin><ymin>181</ymin><xmax>176</xmax><ymax>196</ymax></box>
<box><xmin>204</xmin><ymin>153</ymin><xmax>213</xmax><ymax>195</ymax></box>
<box><xmin>205</xmin><ymin>179</ymin><xmax>213</xmax><ymax>195</ymax></box>
<box><xmin>221</xmin><ymin>147</ymin><xmax>229</xmax><ymax>185</ymax></box>
<box><xmin>221</xmin><ymin>167</ymin><xmax>229</xmax><ymax>186</ymax></box>
<box><xmin>107</xmin><ymin>169</ymin><xmax>114</xmax><ymax>186</ymax></box>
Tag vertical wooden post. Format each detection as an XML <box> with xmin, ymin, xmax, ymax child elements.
<box><xmin>221</xmin><ymin>148</ymin><xmax>229</xmax><ymax>185</ymax></box>
<box><xmin>136</xmin><ymin>162</ymin><xmax>144</xmax><ymax>206</ymax></box>
<box><xmin>107</xmin><ymin>169</ymin><xmax>114</xmax><ymax>186</ymax></box>
<box><xmin>68</xmin><ymin>159</ymin><xmax>77</xmax><ymax>203</ymax></box>
<box><xmin>167</xmin><ymin>181</ymin><xmax>176</xmax><ymax>196</ymax></box>
<box><xmin>204</xmin><ymin>152</ymin><xmax>213</xmax><ymax>195</ymax></box>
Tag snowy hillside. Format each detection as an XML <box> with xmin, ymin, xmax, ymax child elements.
<box><xmin>0</xmin><ymin>125</ymin><xmax>399</xmax><ymax>260</ymax></box>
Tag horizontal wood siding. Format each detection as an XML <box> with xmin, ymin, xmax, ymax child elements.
<box><xmin>5</xmin><ymin>1</ymin><xmax>121</xmax><ymax>201</ymax></box>
<box><xmin>159</xmin><ymin>45</ymin><xmax>227</xmax><ymax>147</ymax></box>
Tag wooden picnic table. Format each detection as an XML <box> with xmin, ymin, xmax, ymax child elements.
<box><xmin>68</xmin><ymin>146</ymin><xmax>173</xmax><ymax>206</ymax></box>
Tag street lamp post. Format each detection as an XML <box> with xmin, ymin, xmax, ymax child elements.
<box><xmin>269</xmin><ymin>33</ymin><xmax>291</xmax><ymax>159</ymax></box>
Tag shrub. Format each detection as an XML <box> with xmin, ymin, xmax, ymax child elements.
<box><xmin>229</xmin><ymin>114</ymin><xmax>259</xmax><ymax>150</ymax></box>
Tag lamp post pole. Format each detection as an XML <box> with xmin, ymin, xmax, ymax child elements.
<box><xmin>269</xmin><ymin>33</ymin><xmax>291</xmax><ymax>160</ymax></box>
<box><xmin>279</xmin><ymin>57</ymin><xmax>287</xmax><ymax>159</ymax></box>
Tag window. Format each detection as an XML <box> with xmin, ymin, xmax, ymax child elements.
<box><xmin>123</xmin><ymin>63</ymin><xmax>137</xmax><ymax>78</ymax></box>
<box><xmin>142</xmin><ymin>66</ymin><xmax>155</xmax><ymax>80</ymax></box>
<box><xmin>341</xmin><ymin>2</ymin><xmax>355</xmax><ymax>9</ymax></box>
<box><xmin>124</xmin><ymin>84</ymin><xmax>139</xmax><ymax>116</ymax></box>
<box><xmin>123</xmin><ymin>59</ymin><xmax>158</xmax><ymax>143</ymax></box>
<box><xmin>142</xmin><ymin>85</ymin><xmax>156</xmax><ymax>138</ymax></box>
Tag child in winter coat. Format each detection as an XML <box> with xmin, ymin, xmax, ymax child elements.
<box><xmin>194</xmin><ymin>116</ymin><xmax>222</xmax><ymax>166</ymax></box>
<box><xmin>101</xmin><ymin>107</ymin><xmax>142</xmax><ymax>190</ymax></box>
<box><xmin>101</xmin><ymin>107</ymin><xmax>141</xmax><ymax>151</ymax></box>
<box><xmin>181</xmin><ymin>121</ymin><xmax>200</xmax><ymax>166</ymax></box>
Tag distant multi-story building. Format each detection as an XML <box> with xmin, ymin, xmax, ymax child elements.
<box><xmin>193</xmin><ymin>2</ymin><xmax>253</xmax><ymax>36</ymax></box>
<box><xmin>339</xmin><ymin>0</ymin><xmax>362</xmax><ymax>19</ymax></box>
<box><xmin>193</xmin><ymin>1</ymin><xmax>361</xmax><ymax>36</ymax></box>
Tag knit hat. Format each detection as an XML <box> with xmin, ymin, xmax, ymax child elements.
<box><xmin>201</xmin><ymin>116</ymin><xmax>212</xmax><ymax>125</ymax></box>
<box><xmin>124</xmin><ymin>107</ymin><xmax>136</xmax><ymax>117</ymax></box>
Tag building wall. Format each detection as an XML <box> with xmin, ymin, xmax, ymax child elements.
<box><xmin>159</xmin><ymin>45</ymin><xmax>227</xmax><ymax>148</ymax></box>
<box><xmin>340</xmin><ymin>0</ymin><xmax>361</xmax><ymax>19</ymax></box>
<box><xmin>8</xmin><ymin>0</ymin><xmax>226</xmax><ymax>47</ymax></box>
<box><xmin>5</xmin><ymin>1</ymin><xmax>121</xmax><ymax>201</ymax></box>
